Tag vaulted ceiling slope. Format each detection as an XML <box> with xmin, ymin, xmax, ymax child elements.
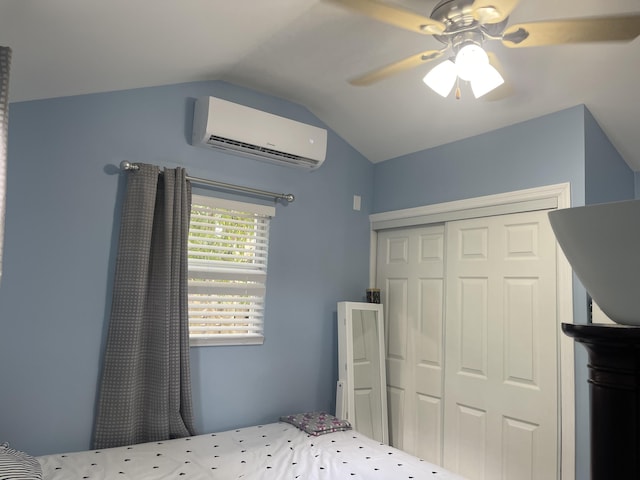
<box><xmin>1</xmin><ymin>0</ymin><xmax>640</xmax><ymax>169</ymax></box>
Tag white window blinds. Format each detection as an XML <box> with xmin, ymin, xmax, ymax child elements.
<box><xmin>188</xmin><ymin>195</ymin><xmax>275</xmax><ymax>346</ymax></box>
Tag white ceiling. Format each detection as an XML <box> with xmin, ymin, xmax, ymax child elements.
<box><xmin>2</xmin><ymin>0</ymin><xmax>640</xmax><ymax>169</ymax></box>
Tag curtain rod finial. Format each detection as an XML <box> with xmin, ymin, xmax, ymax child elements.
<box><xmin>120</xmin><ymin>161</ymin><xmax>139</xmax><ymax>171</ymax></box>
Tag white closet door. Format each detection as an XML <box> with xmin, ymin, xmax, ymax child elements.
<box><xmin>376</xmin><ymin>225</ymin><xmax>445</xmax><ymax>463</ymax></box>
<box><xmin>443</xmin><ymin>210</ymin><xmax>558</xmax><ymax>480</ymax></box>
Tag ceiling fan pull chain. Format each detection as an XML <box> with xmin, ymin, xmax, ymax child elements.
<box><xmin>455</xmin><ymin>77</ymin><xmax>461</xmax><ymax>100</ymax></box>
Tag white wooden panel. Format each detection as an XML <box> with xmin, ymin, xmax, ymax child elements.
<box><xmin>386</xmin><ymin>278</ymin><xmax>408</xmax><ymax>361</ymax></box>
<box><xmin>385</xmin><ymin>275</ymin><xmax>408</xmax><ymax>448</ymax></box>
<box><xmin>505</xmin><ymin>222</ymin><xmax>538</xmax><ymax>259</ymax></box>
<box><xmin>388</xmin><ymin>236</ymin><xmax>409</xmax><ymax>263</ymax></box>
<box><xmin>420</xmin><ymin>232</ymin><xmax>444</xmax><ymax>264</ymax></box>
<box><xmin>370</xmin><ymin>185</ymin><xmax>562</xmax><ymax>231</ymax></box>
<box><xmin>504</xmin><ymin>278</ymin><xmax>538</xmax><ymax>387</ymax></box>
<box><xmin>459</xmin><ymin>227</ymin><xmax>488</xmax><ymax>260</ymax></box>
<box><xmin>444</xmin><ymin>210</ymin><xmax>558</xmax><ymax>480</ymax></box>
<box><xmin>459</xmin><ymin>278</ymin><xmax>488</xmax><ymax>378</ymax></box>
<box><xmin>418</xmin><ymin>278</ymin><xmax>443</xmax><ymax>367</ymax></box>
<box><xmin>455</xmin><ymin>404</ymin><xmax>487</xmax><ymax>479</ymax></box>
<box><xmin>416</xmin><ymin>393</ymin><xmax>442</xmax><ymax>464</ymax></box>
<box><xmin>385</xmin><ymin>273</ymin><xmax>409</xmax><ymax>452</ymax></box>
<box><xmin>502</xmin><ymin>416</ymin><xmax>538</xmax><ymax>480</ymax></box>
<box><xmin>387</xmin><ymin>386</ymin><xmax>405</xmax><ymax>449</ymax></box>
<box><xmin>377</xmin><ymin>225</ymin><xmax>445</xmax><ymax>458</ymax></box>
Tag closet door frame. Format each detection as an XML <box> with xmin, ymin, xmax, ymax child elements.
<box><xmin>369</xmin><ymin>182</ymin><xmax>574</xmax><ymax>480</ymax></box>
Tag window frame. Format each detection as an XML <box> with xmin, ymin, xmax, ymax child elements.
<box><xmin>187</xmin><ymin>194</ymin><xmax>275</xmax><ymax>347</ymax></box>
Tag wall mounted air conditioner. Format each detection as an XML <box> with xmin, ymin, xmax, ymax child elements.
<box><xmin>192</xmin><ymin>96</ymin><xmax>327</xmax><ymax>169</ymax></box>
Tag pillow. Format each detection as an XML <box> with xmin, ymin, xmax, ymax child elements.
<box><xmin>0</xmin><ymin>442</ymin><xmax>42</xmax><ymax>480</ymax></box>
<box><xmin>280</xmin><ymin>411</ymin><xmax>351</xmax><ymax>436</ymax></box>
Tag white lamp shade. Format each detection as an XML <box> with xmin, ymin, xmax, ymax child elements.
<box><xmin>423</xmin><ymin>60</ymin><xmax>457</xmax><ymax>97</ymax></box>
<box><xmin>424</xmin><ymin>44</ymin><xmax>504</xmax><ymax>100</ymax></box>
<box><xmin>455</xmin><ymin>44</ymin><xmax>489</xmax><ymax>81</ymax></box>
<box><xmin>470</xmin><ymin>63</ymin><xmax>504</xmax><ymax>98</ymax></box>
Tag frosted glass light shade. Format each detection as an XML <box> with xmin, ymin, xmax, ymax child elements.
<box><xmin>423</xmin><ymin>60</ymin><xmax>457</xmax><ymax>97</ymax></box>
<box><xmin>470</xmin><ymin>64</ymin><xmax>504</xmax><ymax>98</ymax></box>
<box><xmin>423</xmin><ymin>44</ymin><xmax>504</xmax><ymax>99</ymax></box>
<box><xmin>455</xmin><ymin>44</ymin><xmax>488</xmax><ymax>81</ymax></box>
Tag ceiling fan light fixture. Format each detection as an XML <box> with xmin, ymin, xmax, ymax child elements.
<box><xmin>470</xmin><ymin>63</ymin><xmax>505</xmax><ymax>98</ymax></box>
<box><xmin>455</xmin><ymin>43</ymin><xmax>489</xmax><ymax>81</ymax></box>
<box><xmin>423</xmin><ymin>59</ymin><xmax>457</xmax><ymax>97</ymax></box>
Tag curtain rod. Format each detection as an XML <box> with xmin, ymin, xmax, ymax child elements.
<box><xmin>119</xmin><ymin>161</ymin><xmax>294</xmax><ymax>203</ymax></box>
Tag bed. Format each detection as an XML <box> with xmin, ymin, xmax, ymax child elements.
<box><xmin>24</xmin><ymin>413</ymin><xmax>465</xmax><ymax>479</ymax></box>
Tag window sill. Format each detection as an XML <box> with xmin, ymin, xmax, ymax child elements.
<box><xmin>189</xmin><ymin>335</ymin><xmax>264</xmax><ymax>347</ymax></box>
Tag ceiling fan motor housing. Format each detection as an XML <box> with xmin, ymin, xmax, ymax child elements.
<box><xmin>430</xmin><ymin>0</ymin><xmax>509</xmax><ymax>48</ymax></box>
<box><xmin>451</xmin><ymin>31</ymin><xmax>485</xmax><ymax>55</ymax></box>
<box><xmin>431</xmin><ymin>0</ymin><xmax>476</xmax><ymax>26</ymax></box>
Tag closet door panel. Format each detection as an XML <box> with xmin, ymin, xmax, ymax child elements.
<box><xmin>416</xmin><ymin>278</ymin><xmax>444</xmax><ymax>395</ymax></box>
<box><xmin>385</xmin><ymin>277</ymin><xmax>409</xmax><ymax>450</ymax></box>
<box><xmin>452</xmin><ymin>404</ymin><xmax>488</xmax><ymax>479</ymax></box>
<box><xmin>443</xmin><ymin>210</ymin><xmax>558</xmax><ymax>480</ymax></box>
<box><xmin>416</xmin><ymin>393</ymin><xmax>443</xmax><ymax>463</ymax></box>
<box><xmin>377</xmin><ymin>225</ymin><xmax>445</xmax><ymax>461</ymax></box>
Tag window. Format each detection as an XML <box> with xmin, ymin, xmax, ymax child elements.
<box><xmin>188</xmin><ymin>195</ymin><xmax>275</xmax><ymax>346</ymax></box>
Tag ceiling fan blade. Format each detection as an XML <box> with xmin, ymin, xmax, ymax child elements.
<box><xmin>502</xmin><ymin>14</ymin><xmax>640</xmax><ymax>47</ymax></box>
<box><xmin>472</xmin><ymin>0</ymin><xmax>520</xmax><ymax>24</ymax></box>
<box><xmin>324</xmin><ymin>0</ymin><xmax>446</xmax><ymax>35</ymax></box>
<box><xmin>349</xmin><ymin>49</ymin><xmax>445</xmax><ymax>86</ymax></box>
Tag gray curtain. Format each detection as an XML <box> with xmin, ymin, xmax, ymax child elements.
<box><xmin>0</xmin><ymin>46</ymin><xmax>11</xmax><ymax>283</ymax></box>
<box><xmin>94</xmin><ymin>163</ymin><xmax>195</xmax><ymax>449</ymax></box>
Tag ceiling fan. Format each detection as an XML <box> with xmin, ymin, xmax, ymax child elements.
<box><xmin>326</xmin><ymin>0</ymin><xmax>640</xmax><ymax>99</ymax></box>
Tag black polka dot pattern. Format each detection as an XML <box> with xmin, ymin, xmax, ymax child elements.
<box><xmin>36</xmin><ymin>423</ymin><xmax>465</xmax><ymax>479</ymax></box>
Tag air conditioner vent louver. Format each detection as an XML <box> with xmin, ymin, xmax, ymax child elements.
<box><xmin>192</xmin><ymin>97</ymin><xmax>327</xmax><ymax>170</ymax></box>
<box><xmin>208</xmin><ymin>135</ymin><xmax>299</xmax><ymax>160</ymax></box>
<box><xmin>206</xmin><ymin>135</ymin><xmax>318</xmax><ymax>168</ymax></box>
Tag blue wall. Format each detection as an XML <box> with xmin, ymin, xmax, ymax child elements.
<box><xmin>371</xmin><ymin>104</ymin><xmax>634</xmax><ymax>480</ymax></box>
<box><xmin>584</xmin><ymin>108</ymin><xmax>635</xmax><ymax>204</ymax></box>
<box><xmin>0</xmin><ymin>81</ymin><xmax>374</xmax><ymax>456</ymax></box>
<box><xmin>373</xmin><ymin>106</ymin><xmax>587</xmax><ymax>212</ymax></box>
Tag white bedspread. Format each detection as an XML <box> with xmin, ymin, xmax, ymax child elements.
<box><xmin>37</xmin><ymin>422</ymin><xmax>465</xmax><ymax>479</ymax></box>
